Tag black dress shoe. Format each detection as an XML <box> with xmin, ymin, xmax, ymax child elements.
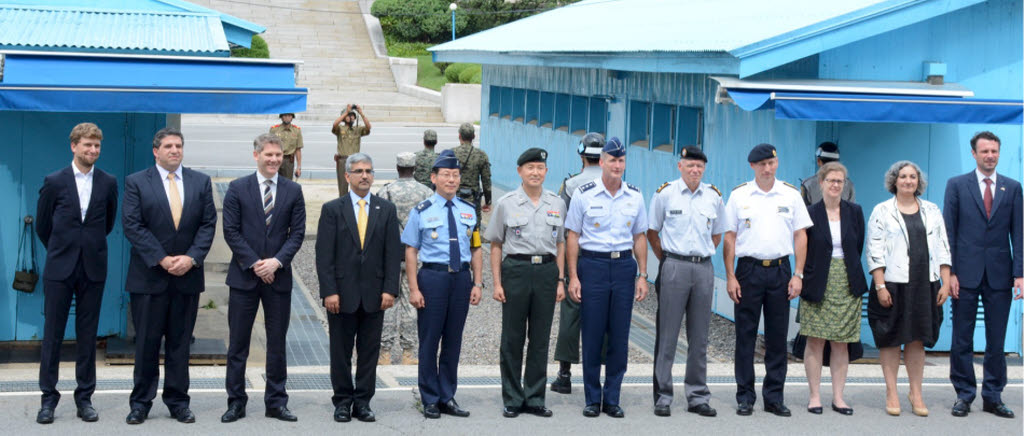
<box><xmin>439</xmin><ymin>399</ymin><xmax>470</xmax><ymax>417</ymax></box>
<box><xmin>736</xmin><ymin>403</ymin><xmax>753</xmax><ymax>416</ymax></box>
<box><xmin>550</xmin><ymin>373</ymin><xmax>572</xmax><ymax>394</ymax></box>
<box><xmin>654</xmin><ymin>405</ymin><xmax>671</xmax><ymax>417</ymax></box>
<box><xmin>171</xmin><ymin>408</ymin><xmax>196</xmax><ymax>423</ymax></box>
<box><xmin>125</xmin><ymin>408</ymin><xmax>148</xmax><ymax>425</ymax></box>
<box><xmin>266</xmin><ymin>407</ymin><xmax>297</xmax><ymax>422</ymax></box>
<box><xmin>503</xmin><ymin>406</ymin><xmax>521</xmax><ymax>418</ymax></box>
<box><xmin>352</xmin><ymin>405</ymin><xmax>375</xmax><ymax>422</ymax></box>
<box><xmin>582</xmin><ymin>404</ymin><xmax>601</xmax><ymax>417</ymax></box>
<box><xmin>764</xmin><ymin>403</ymin><xmax>792</xmax><ymax>417</ymax></box>
<box><xmin>687</xmin><ymin>403</ymin><xmax>717</xmax><ymax>417</ymax></box>
<box><xmin>422</xmin><ymin>403</ymin><xmax>441</xmax><ymax>419</ymax></box>
<box><xmin>221</xmin><ymin>404</ymin><xmax>246</xmax><ymax>423</ymax></box>
<box><xmin>36</xmin><ymin>407</ymin><xmax>55</xmax><ymax>424</ymax></box>
<box><xmin>983</xmin><ymin>401</ymin><xmax>1015</xmax><ymax>418</ymax></box>
<box><xmin>77</xmin><ymin>405</ymin><xmax>99</xmax><ymax>422</ymax></box>
<box><xmin>522</xmin><ymin>406</ymin><xmax>553</xmax><ymax>417</ymax></box>
<box><xmin>334</xmin><ymin>404</ymin><xmax>352</xmax><ymax>422</ymax></box>
<box><xmin>807</xmin><ymin>406</ymin><xmax>823</xmax><ymax>414</ymax></box>
<box><xmin>951</xmin><ymin>399</ymin><xmax>970</xmax><ymax>417</ymax></box>
<box><xmin>602</xmin><ymin>404</ymin><xmax>625</xmax><ymax>418</ymax></box>
<box><xmin>831</xmin><ymin>403</ymin><xmax>854</xmax><ymax>416</ymax></box>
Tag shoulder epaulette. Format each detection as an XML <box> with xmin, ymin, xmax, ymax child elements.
<box><xmin>415</xmin><ymin>199</ymin><xmax>432</xmax><ymax>212</ymax></box>
<box><xmin>782</xmin><ymin>181</ymin><xmax>799</xmax><ymax>191</ymax></box>
<box><xmin>271</xmin><ymin>124</ymin><xmax>281</xmax><ymax>128</ymax></box>
<box><xmin>656</xmin><ymin>181</ymin><xmax>671</xmax><ymax>193</ymax></box>
<box><xmin>292</xmin><ymin>124</ymin><xmax>301</xmax><ymax>129</ymax></box>
<box><xmin>456</xmin><ymin>197</ymin><xmax>475</xmax><ymax>208</ymax></box>
<box><xmin>732</xmin><ymin>182</ymin><xmax>748</xmax><ymax>191</ymax></box>
<box><xmin>579</xmin><ymin>181</ymin><xmax>597</xmax><ymax>193</ymax></box>
<box><xmin>626</xmin><ymin>183</ymin><xmax>640</xmax><ymax>192</ymax></box>
<box><xmin>543</xmin><ymin>190</ymin><xmax>559</xmax><ymax>197</ymax></box>
<box><xmin>709</xmin><ymin>184</ymin><xmax>722</xmax><ymax>196</ymax></box>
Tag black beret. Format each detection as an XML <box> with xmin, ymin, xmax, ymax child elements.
<box><xmin>747</xmin><ymin>143</ymin><xmax>777</xmax><ymax>163</ymax></box>
<box><xmin>433</xmin><ymin>149</ymin><xmax>461</xmax><ymax>169</ymax></box>
<box><xmin>517</xmin><ymin>147</ymin><xmax>548</xmax><ymax>166</ymax></box>
<box><xmin>680</xmin><ymin>146</ymin><xmax>707</xmax><ymax>162</ymax></box>
<box><xmin>279</xmin><ymin>113</ymin><xmax>295</xmax><ymax>117</ymax></box>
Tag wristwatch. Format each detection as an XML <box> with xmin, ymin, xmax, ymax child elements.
<box><xmin>637</xmin><ymin>272</ymin><xmax>649</xmax><ymax>279</ymax></box>
<box><xmin>190</xmin><ymin>257</ymin><xmax>198</xmax><ymax>268</ymax></box>
<box><xmin>474</xmin><ymin>282</ymin><xmax>485</xmax><ymax>289</ymax></box>
<box><xmin>794</xmin><ymin>272</ymin><xmax>804</xmax><ymax>279</ymax></box>
<box><xmin>558</xmin><ymin>277</ymin><xmax>566</xmax><ymax>284</ymax></box>
<box><xmin>875</xmin><ymin>283</ymin><xmax>887</xmax><ymax>291</ymax></box>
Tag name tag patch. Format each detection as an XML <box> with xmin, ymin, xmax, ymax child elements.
<box><xmin>777</xmin><ymin>206</ymin><xmax>789</xmax><ymax>213</ymax></box>
<box><xmin>669</xmin><ymin>210</ymin><xmax>682</xmax><ymax>215</ymax></box>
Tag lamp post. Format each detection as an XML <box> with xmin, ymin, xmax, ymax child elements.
<box><xmin>449</xmin><ymin>3</ymin><xmax>457</xmax><ymax>41</ymax></box>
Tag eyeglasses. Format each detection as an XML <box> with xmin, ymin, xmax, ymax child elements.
<box><xmin>348</xmin><ymin>169</ymin><xmax>374</xmax><ymax>175</ymax></box>
<box><xmin>823</xmin><ymin>178</ymin><xmax>844</xmax><ymax>186</ymax></box>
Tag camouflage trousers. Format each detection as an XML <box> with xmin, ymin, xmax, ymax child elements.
<box><xmin>382</xmin><ymin>263</ymin><xmax>418</xmax><ymax>351</ymax></box>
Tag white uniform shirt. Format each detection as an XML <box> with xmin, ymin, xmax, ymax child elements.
<box><xmin>71</xmin><ymin>161</ymin><xmax>93</xmax><ymax>221</ymax></box>
<box><xmin>723</xmin><ymin>179</ymin><xmax>812</xmax><ymax>259</ymax></box>
<box><xmin>564</xmin><ymin>179</ymin><xmax>647</xmax><ymax>252</ymax></box>
<box><xmin>648</xmin><ymin>179</ymin><xmax>726</xmax><ymax>257</ymax></box>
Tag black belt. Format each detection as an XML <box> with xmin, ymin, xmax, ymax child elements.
<box><xmin>664</xmin><ymin>252</ymin><xmax>710</xmax><ymax>263</ymax></box>
<box><xmin>506</xmin><ymin>254</ymin><xmax>555</xmax><ymax>264</ymax></box>
<box><xmin>739</xmin><ymin>256</ymin><xmax>787</xmax><ymax>267</ymax></box>
<box><xmin>422</xmin><ymin>262</ymin><xmax>470</xmax><ymax>273</ymax></box>
<box><xmin>580</xmin><ymin>249</ymin><xmax>632</xmax><ymax>259</ymax></box>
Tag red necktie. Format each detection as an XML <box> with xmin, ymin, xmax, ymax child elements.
<box><xmin>984</xmin><ymin>178</ymin><xmax>993</xmax><ymax>218</ymax></box>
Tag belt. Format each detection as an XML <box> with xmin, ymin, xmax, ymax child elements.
<box><xmin>422</xmin><ymin>262</ymin><xmax>470</xmax><ymax>273</ymax></box>
<box><xmin>739</xmin><ymin>256</ymin><xmax>787</xmax><ymax>267</ymax></box>
<box><xmin>580</xmin><ymin>249</ymin><xmax>632</xmax><ymax>259</ymax></box>
<box><xmin>506</xmin><ymin>254</ymin><xmax>555</xmax><ymax>264</ymax></box>
<box><xmin>664</xmin><ymin>252</ymin><xmax>710</xmax><ymax>263</ymax></box>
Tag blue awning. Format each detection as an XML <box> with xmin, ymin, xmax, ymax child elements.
<box><xmin>0</xmin><ymin>84</ymin><xmax>306</xmax><ymax>114</ymax></box>
<box><xmin>728</xmin><ymin>90</ymin><xmax>1023</xmax><ymax>125</ymax></box>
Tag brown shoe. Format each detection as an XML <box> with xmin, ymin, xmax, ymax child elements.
<box><xmin>401</xmin><ymin>349</ymin><xmax>418</xmax><ymax>365</ymax></box>
<box><xmin>378</xmin><ymin>351</ymin><xmax>391</xmax><ymax>366</ymax></box>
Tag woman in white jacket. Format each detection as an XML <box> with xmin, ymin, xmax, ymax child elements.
<box><xmin>866</xmin><ymin>161</ymin><xmax>951</xmax><ymax>417</ymax></box>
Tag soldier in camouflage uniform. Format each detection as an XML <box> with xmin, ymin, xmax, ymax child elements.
<box><xmin>331</xmin><ymin>104</ymin><xmax>372</xmax><ymax>196</ymax></box>
<box><xmin>413</xmin><ymin>130</ymin><xmax>439</xmax><ymax>189</ymax></box>
<box><xmin>452</xmin><ymin>123</ymin><xmax>492</xmax><ymax>221</ymax></box>
<box><xmin>375</xmin><ymin>152</ymin><xmax>433</xmax><ymax>365</ymax></box>
<box><xmin>270</xmin><ymin>113</ymin><xmax>304</xmax><ymax>180</ymax></box>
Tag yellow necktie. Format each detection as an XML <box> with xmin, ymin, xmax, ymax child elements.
<box><xmin>357</xmin><ymin>199</ymin><xmax>367</xmax><ymax>249</ymax></box>
<box><xmin>168</xmin><ymin>172</ymin><xmax>182</xmax><ymax>229</ymax></box>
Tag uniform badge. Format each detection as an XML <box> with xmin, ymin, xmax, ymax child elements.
<box><xmin>460</xmin><ymin>212</ymin><xmax>473</xmax><ymax>220</ymax></box>
<box><xmin>552</xmin><ymin>229</ymin><xmax>558</xmax><ymax>239</ymax></box>
<box><xmin>546</xmin><ymin>211</ymin><xmax>560</xmax><ymax>218</ymax></box>
<box><xmin>777</xmin><ymin>206</ymin><xmax>789</xmax><ymax>213</ymax></box>
<box><xmin>467</xmin><ymin>228</ymin><xmax>472</xmax><ymax>236</ymax></box>
<box><xmin>627</xmin><ymin>221</ymin><xmax>631</xmax><ymax>227</ymax></box>
<box><xmin>669</xmin><ymin>210</ymin><xmax>682</xmax><ymax>215</ymax></box>
<box><xmin>707</xmin><ymin>218</ymin><xmax>712</xmax><ymax>229</ymax></box>
<box><xmin>431</xmin><ymin>231</ymin><xmax>438</xmax><ymax>239</ymax></box>
<box><xmin>594</xmin><ymin>222</ymin><xmax>600</xmax><ymax>228</ymax></box>
<box><xmin>744</xmin><ymin>218</ymin><xmax>751</xmax><ymax>228</ymax></box>
<box><xmin>514</xmin><ymin>228</ymin><xmax>522</xmax><ymax>237</ymax></box>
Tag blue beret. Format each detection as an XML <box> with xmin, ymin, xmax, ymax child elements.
<box><xmin>747</xmin><ymin>143</ymin><xmax>777</xmax><ymax>163</ymax></box>
<box><xmin>603</xmin><ymin>136</ymin><xmax>626</xmax><ymax>157</ymax></box>
<box><xmin>433</xmin><ymin>149</ymin><xmax>461</xmax><ymax>169</ymax></box>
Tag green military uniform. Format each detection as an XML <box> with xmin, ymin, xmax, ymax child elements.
<box><xmin>332</xmin><ymin>124</ymin><xmax>368</xmax><ymax>196</ymax></box>
<box><xmin>269</xmin><ymin>122</ymin><xmax>303</xmax><ymax>180</ymax></box>
<box><xmin>413</xmin><ymin>148</ymin><xmax>439</xmax><ymax>188</ymax></box>
<box><xmin>453</xmin><ymin>145</ymin><xmax>491</xmax><ymax>220</ymax></box>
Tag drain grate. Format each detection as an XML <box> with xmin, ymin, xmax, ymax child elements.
<box><xmin>271</xmin><ymin>373</ymin><xmax>388</xmax><ymax>390</ymax></box>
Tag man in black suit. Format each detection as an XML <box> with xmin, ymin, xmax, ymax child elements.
<box><xmin>945</xmin><ymin>131</ymin><xmax>1023</xmax><ymax>419</ymax></box>
<box><xmin>220</xmin><ymin>133</ymin><xmax>306</xmax><ymax>423</ymax></box>
<box><xmin>35</xmin><ymin>122</ymin><xmax>119</xmax><ymax>424</ymax></box>
<box><xmin>121</xmin><ymin>127</ymin><xmax>217</xmax><ymax>425</ymax></box>
<box><xmin>316</xmin><ymin>153</ymin><xmax>402</xmax><ymax>423</ymax></box>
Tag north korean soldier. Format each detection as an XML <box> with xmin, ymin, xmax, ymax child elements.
<box><xmin>485</xmin><ymin>148</ymin><xmax>567</xmax><ymax>418</ymax></box>
<box><xmin>270</xmin><ymin>113</ymin><xmax>303</xmax><ymax>180</ymax></box>
<box><xmin>414</xmin><ymin>130</ymin><xmax>440</xmax><ymax>189</ymax></box>
<box><xmin>452</xmin><ymin>123</ymin><xmax>492</xmax><ymax>220</ymax></box>
<box><xmin>648</xmin><ymin>146</ymin><xmax>724</xmax><ymax>418</ymax></box>
<box><xmin>565</xmin><ymin>137</ymin><xmax>649</xmax><ymax>418</ymax></box>
<box><xmin>723</xmin><ymin>143</ymin><xmax>812</xmax><ymax>418</ymax></box>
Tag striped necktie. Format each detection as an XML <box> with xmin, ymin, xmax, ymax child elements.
<box><xmin>263</xmin><ymin>180</ymin><xmax>274</xmax><ymax>227</ymax></box>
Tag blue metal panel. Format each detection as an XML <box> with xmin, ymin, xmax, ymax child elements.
<box><xmin>0</xmin><ymin>111</ymin><xmax>25</xmax><ymax>341</ymax></box>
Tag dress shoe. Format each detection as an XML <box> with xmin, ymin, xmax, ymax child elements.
<box><xmin>831</xmin><ymin>403</ymin><xmax>853</xmax><ymax>416</ymax></box>
<box><xmin>266</xmin><ymin>406</ymin><xmax>298</xmax><ymax>422</ymax></box>
<box><xmin>908</xmin><ymin>394</ymin><xmax>928</xmax><ymax>417</ymax></box>
<box><xmin>764</xmin><ymin>403</ymin><xmax>792</xmax><ymax>417</ymax></box>
<box><xmin>807</xmin><ymin>405</ymin><xmax>823</xmax><ymax>414</ymax></box>
<box><xmin>36</xmin><ymin>407</ymin><xmax>55</xmax><ymax>424</ymax></box>
<box><xmin>950</xmin><ymin>399</ymin><xmax>970</xmax><ymax>417</ymax></box>
<box><xmin>522</xmin><ymin>405</ymin><xmax>553</xmax><ymax>417</ymax></box>
<box><xmin>687</xmin><ymin>403</ymin><xmax>717</xmax><ymax>417</ymax></box>
<box><xmin>401</xmin><ymin>349</ymin><xmax>418</xmax><ymax>365</ymax></box>
<box><xmin>886</xmin><ymin>406</ymin><xmax>901</xmax><ymax>416</ymax></box>
<box><xmin>334</xmin><ymin>404</ymin><xmax>352</xmax><ymax>422</ymax></box>
<box><xmin>503</xmin><ymin>406</ymin><xmax>521</xmax><ymax>418</ymax></box>
<box><xmin>654</xmin><ymin>405</ymin><xmax>671</xmax><ymax>417</ymax></box>
<box><xmin>983</xmin><ymin>401</ymin><xmax>1015</xmax><ymax>418</ymax></box>
<box><xmin>221</xmin><ymin>404</ymin><xmax>246</xmax><ymax>423</ymax></box>
<box><xmin>77</xmin><ymin>405</ymin><xmax>99</xmax><ymax>422</ymax></box>
<box><xmin>422</xmin><ymin>403</ymin><xmax>441</xmax><ymax>419</ymax></box>
<box><xmin>602</xmin><ymin>404</ymin><xmax>625</xmax><ymax>418</ymax></box>
<box><xmin>353</xmin><ymin>405</ymin><xmax>375</xmax><ymax>422</ymax></box>
<box><xmin>550</xmin><ymin>372</ymin><xmax>572</xmax><ymax>394</ymax></box>
<box><xmin>439</xmin><ymin>399</ymin><xmax>470</xmax><ymax>417</ymax></box>
<box><xmin>125</xmin><ymin>408</ymin><xmax>148</xmax><ymax>425</ymax></box>
<box><xmin>378</xmin><ymin>351</ymin><xmax>391</xmax><ymax>366</ymax></box>
<box><xmin>582</xmin><ymin>404</ymin><xmax>601</xmax><ymax>417</ymax></box>
<box><xmin>171</xmin><ymin>408</ymin><xmax>196</xmax><ymax>423</ymax></box>
<box><xmin>736</xmin><ymin>402</ymin><xmax>753</xmax><ymax>416</ymax></box>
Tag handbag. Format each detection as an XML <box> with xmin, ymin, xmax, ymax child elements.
<box><xmin>12</xmin><ymin>216</ymin><xmax>38</xmax><ymax>293</ymax></box>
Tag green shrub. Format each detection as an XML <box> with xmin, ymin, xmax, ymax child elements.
<box><xmin>468</xmin><ymin>70</ymin><xmax>482</xmax><ymax>84</ymax></box>
<box><xmin>386</xmin><ymin>39</ymin><xmax>431</xmax><ymax>57</ymax></box>
<box><xmin>444</xmin><ymin>63</ymin><xmax>470</xmax><ymax>83</ymax></box>
<box><xmin>434</xmin><ymin>62</ymin><xmax>453</xmax><ymax>74</ymax></box>
<box><xmin>372</xmin><ymin>0</ymin><xmax>467</xmax><ymax>43</ymax></box>
<box><xmin>458</xmin><ymin>64</ymin><xmax>481</xmax><ymax>83</ymax></box>
<box><xmin>230</xmin><ymin>35</ymin><xmax>269</xmax><ymax>58</ymax></box>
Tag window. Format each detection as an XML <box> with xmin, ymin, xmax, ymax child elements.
<box><xmin>651</xmin><ymin>103</ymin><xmax>676</xmax><ymax>153</ymax></box>
<box><xmin>554</xmin><ymin>93</ymin><xmax>571</xmax><ymax>131</ymax></box>
<box><xmin>588</xmin><ymin>97</ymin><xmax>607</xmax><ymax>136</ymax></box>
<box><xmin>676</xmin><ymin>106</ymin><xmax>704</xmax><ymax>151</ymax></box>
<box><xmin>489</xmin><ymin>86</ymin><xmax>501</xmax><ymax>117</ymax></box>
<box><xmin>628</xmin><ymin>100</ymin><xmax>650</xmax><ymax>148</ymax></box>
<box><xmin>570</xmin><ymin>95</ymin><xmax>588</xmax><ymax>135</ymax></box>
<box><xmin>500</xmin><ymin>87</ymin><xmax>513</xmax><ymax>119</ymax></box>
<box><xmin>539</xmin><ymin>92</ymin><xmax>554</xmax><ymax>127</ymax></box>
<box><xmin>525</xmin><ymin>90</ymin><xmax>539</xmax><ymax>124</ymax></box>
<box><xmin>512</xmin><ymin>88</ymin><xmax>526</xmax><ymax>122</ymax></box>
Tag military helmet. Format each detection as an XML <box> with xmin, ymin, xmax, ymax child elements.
<box><xmin>577</xmin><ymin>132</ymin><xmax>605</xmax><ymax>157</ymax></box>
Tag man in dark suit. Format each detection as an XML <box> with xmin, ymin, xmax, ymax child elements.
<box><xmin>35</xmin><ymin>122</ymin><xmax>119</xmax><ymax>424</ymax></box>
<box><xmin>220</xmin><ymin>133</ymin><xmax>306</xmax><ymax>423</ymax></box>
<box><xmin>945</xmin><ymin>131</ymin><xmax>1023</xmax><ymax>419</ymax></box>
<box><xmin>316</xmin><ymin>153</ymin><xmax>402</xmax><ymax>423</ymax></box>
<box><xmin>121</xmin><ymin>127</ymin><xmax>217</xmax><ymax>425</ymax></box>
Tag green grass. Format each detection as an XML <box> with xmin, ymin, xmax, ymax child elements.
<box><xmin>416</xmin><ymin>54</ymin><xmax>446</xmax><ymax>91</ymax></box>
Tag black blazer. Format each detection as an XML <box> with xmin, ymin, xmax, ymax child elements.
<box><xmin>122</xmin><ymin>166</ymin><xmax>217</xmax><ymax>294</ymax></box>
<box><xmin>315</xmin><ymin>193</ymin><xmax>402</xmax><ymax>314</ymax></box>
<box><xmin>943</xmin><ymin>171</ymin><xmax>1023</xmax><ymax>289</ymax></box>
<box><xmin>35</xmin><ymin>166</ymin><xmax>118</xmax><ymax>281</ymax></box>
<box><xmin>222</xmin><ymin>173</ymin><xmax>306</xmax><ymax>292</ymax></box>
<box><xmin>802</xmin><ymin>200</ymin><xmax>867</xmax><ymax>302</ymax></box>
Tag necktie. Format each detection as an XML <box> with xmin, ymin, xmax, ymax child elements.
<box><xmin>357</xmin><ymin>199</ymin><xmax>368</xmax><ymax>249</ymax></box>
<box><xmin>168</xmin><ymin>172</ymin><xmax>182</xmax><ymax>229</ymax></box>
<box><xmin>984</xmin><ymin>178</ymin><xmax>993</xmax><ymax>218</ymax></box>
<box><xmin>264</xmin><ymin>180</ymin><xmax>274</xmax><ymax>227</ymax></box>
<box><xmin>446</xmin><ymin>200</ymin><xmax>461</xmax><ymax>272</ymax></box>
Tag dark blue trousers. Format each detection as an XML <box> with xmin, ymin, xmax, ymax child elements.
<box><xmin>579</xmin><ymin>256</ymin><xmax>636</xmax><ymax>407</ymax></box>
<box><xmin>226</xmin><ymin>284</ymin><xmax>291</xmax><ymax>408</ymax></box>
<box><xmin>733</xmin><ymin>258</ymin><xmax>790</xmax><ymax>405</ymax></box>
<box><xmin>949</xmin><ymin>277</ymin><xmax>1011</xmax><ymax>404</ymax></box>
<box><xmin>416</xmin><ymin>268</ymin><xmax>472</xmax><ymax>406</ymax></box>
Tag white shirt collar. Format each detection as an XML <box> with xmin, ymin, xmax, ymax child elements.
<box><xmin>156</xmin><ymin>164</ymin><xmax>182</xmax><ymax>181</ymax></box>
<box><xmin>72</xmin><ymin>161</ymin><xmax>93</xmax><ymax>178</ymax></box>
<box><xmin>256</xmin><ymin>171</ymin><xmax>279</xmax><ymax>186</ymax></box>
<box><xmin>750</xmin><ymin>178</ymin><xmax>781</xmax><ymax>196</ymax></box>
<box><xmin>678</xmin><ymin>178</ymin><xmax>703</xmax><ymax>195</ymax></box>
<box><xmin>975</xmin><ymin>168</ymin><xmax>997</xmax><ymax>186</ymax></box>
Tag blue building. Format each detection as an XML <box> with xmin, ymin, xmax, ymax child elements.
<box><xmin>0</xmin><ymin>0</ymin><xmax>306</xmax><ymax>342</ymax></box>
<box><xmin>433</xmin><ymin>0</ymin><xmax>1024</xmax><ymax>352</ymax></box>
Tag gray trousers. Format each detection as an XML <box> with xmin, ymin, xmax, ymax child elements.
<box><xmin>653</xmin><ymin>257</ymin><xmax>714</xmax><ymax>407</ymax></box>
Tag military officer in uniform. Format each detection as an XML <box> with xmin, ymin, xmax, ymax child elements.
<box><xmin>452</xmin><ymin>123</ymin><xmax>492</xmax><ymax>219</ymax></box>
<box><xmin>270</xmin><ymin>113</ymin><xmax>303</xmax><ymax>180</ymax></box>
<box><xmin>648</xmin><ymin>146</ymin><xmax>724</xmax><ymax>418</ymax></box>
<box><xmin>401</xmin><ymin>149</ymin><xmax>483</xmax><ymax>419</ymax></box>
<box><xmin>332</xmin><ymin>104</ymin><xmax>372</xmax><ymax>196</ymax></box>
<box><xmin>376</xmin><ymin>152</ymin><xmax>433</xmax><ymax>365</ymax></box>
<box><xmin>723</xmin><ymin>143</ymin><xmax>812</xmax><ymax>417</ymax></box>
<box><xmin>414</xmin><ymin>130</ymin><xmax>439</xmax><ymax>188</ymax></box>
<box><xmin>800</xmin><ymin>142</ymin><xmax>854</xmax><ymax>205</ymax></box>
<box><xmin>565</xmin><ymin>137</ymin><xmax>649</xmax><ymax>418</ymax></box>
<box><xmin>486</xmin><ymin>148</ymin><xmax>566</xmax><ymax>418</ymax></box>
<box><xmin>552</xmin><ymin>132</ymin><xmax>605</xmax><ymax>394</ymax></box>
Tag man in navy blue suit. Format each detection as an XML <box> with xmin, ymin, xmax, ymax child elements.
<box><xmin>35</xmin><ymin>122</ymin><xmax>119</xmax><ymax>424</ymax></box>
<box><xmin>121</xmin><ymin>127</ymin><xmax>217</xmax><ymax>425</ymax></box>
<box><xmin>944</xmin><ymin>131</ymin><xmax>1023</xmax><ymax>419</ymax></box>
<box><xmin>220</xmin><ymin>133</ymin><xmax>305</xmax><ymax>423</ymax></box>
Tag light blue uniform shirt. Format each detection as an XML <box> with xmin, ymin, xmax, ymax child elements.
<box><xmin>564</xmin><ymin>179</ymin><xmax>647</xmax><ymax>252</ymax></box>
<box><xmin>401</xmin><ymin>193</ymin><xmax>477</xmax><ymax>263</ymax></box>
<box><xmin>648</xmin><ymin>179</ymin><xmax>726</xmax><ymax>257</ymax></box>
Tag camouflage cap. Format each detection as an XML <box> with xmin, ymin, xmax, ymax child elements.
<box><xmin>396</xmin><ymin>152</ymin><xmax>416</xmax><ymax>167</ymax></box>
<box><xmin>458</xmin><ymin>123</ymin><xmax>476</xmax><ymax>140</ymax></box>
<box><xmin>423</xmin><ymin>129</ymin><xmax>437</xmax><ymax>141</ymax></box>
